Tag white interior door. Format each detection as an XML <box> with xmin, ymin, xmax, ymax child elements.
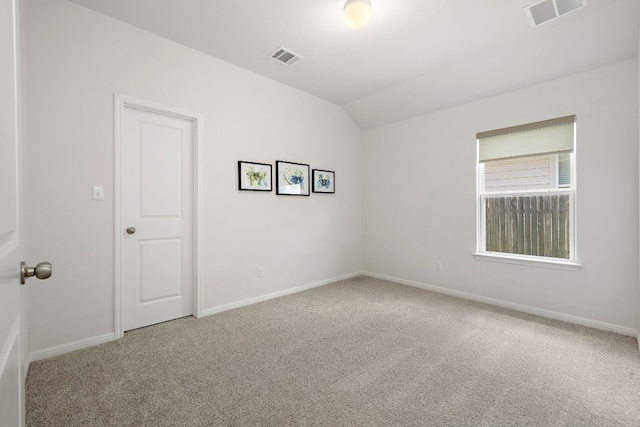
<box><xmin>120</xmin><ymin>104</ymin><xmax>195</xmax><ymax>332</ymax></box>
<box><xmin>0</xmin><ymin>0</ymin><xmax>24</xmax><ymax>425</ymax></box>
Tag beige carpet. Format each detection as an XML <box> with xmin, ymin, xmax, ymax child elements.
<box><xmin>26</xmin><ymin>276</ymin><xmax>640</xmax><ymax>426</ymax></box>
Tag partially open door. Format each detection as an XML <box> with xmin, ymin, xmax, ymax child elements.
<box><xmin>0</xmin><ymin>0</ymin><xmax>24</xmax><ymax>424</ymax></box>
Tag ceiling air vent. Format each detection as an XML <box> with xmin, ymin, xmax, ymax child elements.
<box><xmin>270</xmin><ymin>47</ymin><xmax>303</xmax><ymax>67</ymax></box>
<box><xmin>525</xmin><ymin>0</ymin><xmax>587</xmax><ymax>27</ymax></box>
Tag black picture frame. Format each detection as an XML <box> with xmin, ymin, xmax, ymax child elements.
<box><xmin>312</xmin><ymin>169</ymin><xmax>335</xmax><ymax>194</ymax></box>
<box><xmin>276</xmin><ymin>160</ymin><xmax>310</xmax><ymax>196</ymax></box>
<box><xmin>238</xmin><ymin>161</ymin><xmax>272</xmax><ymax>191</ymax></box>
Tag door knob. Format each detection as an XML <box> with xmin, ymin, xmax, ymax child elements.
<box><xmin>20</xmin><ymin>261</ymin><xmax>52</xmax><ymax>285</ymax></box>
<box><xmin>126</xmin><ymin>227</ymin><xmax>136</xmax><ymax>235</ymax></box>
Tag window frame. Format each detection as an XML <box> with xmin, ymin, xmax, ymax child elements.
<box><xmin>474</xmin><ymin>121</ymin><xmax>581</xmax><ymax>271</ymax></box>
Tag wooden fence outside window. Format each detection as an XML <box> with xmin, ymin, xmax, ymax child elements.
<box><xmin>485</xmin><ymin>194</ymin><xmax>570</xmax><ymax>259</ymax></box>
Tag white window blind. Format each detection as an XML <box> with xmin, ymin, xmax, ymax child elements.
<box><xmin>478</xmin><ymin>115</ymin><xmax>575</xmax><ymax>163</ymax></box>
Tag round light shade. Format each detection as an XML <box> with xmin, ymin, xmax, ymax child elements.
<box><xmin>343</xmin><ymin>0</ymin><xmax>372</xmax><ymax>29</ymax></box>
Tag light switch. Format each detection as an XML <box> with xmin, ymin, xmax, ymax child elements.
<box><xmin>92</xmin><ymin>186</ymin><xmax>104</xmax><ymax>200</ymax></box>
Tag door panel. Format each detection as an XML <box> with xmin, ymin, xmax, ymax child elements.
<box><xmin>0</xmin><ymin>0</ymin><xmax>23</xmax><ymax>425</ymax></box>
<box><xmin>121</xmin><ymin>106</ymin><xmax>193</xmax><ymax>332</ymax></box>
<box><xmin>0</xmin><ymin>0</ymin><xmax>16</xmax><ymax>237</ymax></box>
<box><xmin>0</xmin><ymin>326</ymin><xmax>19</xmax><ymax>427</ymax></box>
<box><xmin>139</xmin><ymin>238</ymin><xmax>183</xmax><ymax>302</ymax></box>
<box><xmin>140</xmin><ymin>123</ymin><xmax>183</xmax><ymax>217</ymax></box>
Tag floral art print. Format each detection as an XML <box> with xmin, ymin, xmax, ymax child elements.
<box><xmin>276</xmin><ymin>161</ymin><xmax>310</xmax><ymax>196</ymax></box>
<box><xmin>238</xmin><ymin>161</ymin><xmax>272</xmax><ymax>191</ymax></box>
<box><xmin>312</xmin><ymin>169</ymin><xmax>335</xmax><ymax>193</ymax></box>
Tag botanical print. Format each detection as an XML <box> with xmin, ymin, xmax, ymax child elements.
<box><xmin>312</xmin><ymin>169</ymin><xmax>335</xmax><ymax>193</ymax></box>
<box><xmin>316</xmin><ymin>173</ymin><xmax>330</xmax><ymax>189</ymax></box>
<box><xmin>282</xmin><ymin>167</ymin><xmax>305</xmax><ymax>190</ymax></box>
<box><xmin>238</xmin><ymin>161</ymin><xmax>272</xmax><ymax>191</ymax></box>
<box><xmin>245</xmin><ymin>166</ymin><xmax>268</xmax><ymax>187</ymax></box>
<box><xmin>276</xmin><ymin>161</ymin><xmax>310</xmax><ymax>196</ymax></box>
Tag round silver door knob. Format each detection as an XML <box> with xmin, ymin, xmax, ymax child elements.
<box><xmin>126</xmin><ymin>227</ymin><xmax>136</xmax><ymax>235</ymax></box>
<box><xmin>20</xmin><ymin>261</ymin><xmax>52</xmax><ymax>285</ymax></box>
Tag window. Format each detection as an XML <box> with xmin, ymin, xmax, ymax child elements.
<box><xmin>475</xmin><ymin>115</ymin><xmax>579</xmax><ymax>269</ymax></box>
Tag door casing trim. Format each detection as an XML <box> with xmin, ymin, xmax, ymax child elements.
<box><xmin>114</xmin><ymin>94</ymin><xmax>203</xmax><ymax>339</ymax></box>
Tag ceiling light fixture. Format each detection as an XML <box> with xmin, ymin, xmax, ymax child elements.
<box><xmin>343</xmin><ymin>0</ymin><xmax>373</xmax><ymax>29</ymax></box>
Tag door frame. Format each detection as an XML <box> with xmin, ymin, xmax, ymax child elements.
<box><xmin>114</xmin><ymin>94</ymin><xmax>203</xmax><ymax>339</ymax></box>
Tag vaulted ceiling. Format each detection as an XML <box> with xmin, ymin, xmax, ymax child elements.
<box><xmin>68</xmin><ymin>0</ymin><xmax>640</xmax><ymax>130</ymax></box>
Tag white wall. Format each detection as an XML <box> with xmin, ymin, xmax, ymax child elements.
<box><xmin>22</xmin><ymin>0</ymin><xmax>362</xmax><ymax>353</ymax></box>
<box><xmin>363</xmin><ymin>59</ymin><xmax>640</xmax><ymax>331</ymax></box>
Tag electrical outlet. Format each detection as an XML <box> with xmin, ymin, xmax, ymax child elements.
<box><xmin>435</xmin><ymin>261</ymin><xmax>442</xmax><ymax>271</ymax></box>
<box><xmin>257</xmin><ymin>267</ymin><xmax>264</xmax><ymax>278</ymax></box>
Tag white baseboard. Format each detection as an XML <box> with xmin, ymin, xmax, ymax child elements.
<box><xmin>363</xmin><ymin>271</ymin><xmax>638</xmax><ymax>337</ymax></box>
<box><xmin>27</xmin><ymin>333</ymin><xmax>115</xmax><ymax>365</ymax></box>
<box><xmin>202</xmin><ymin>271</ymin><xmax>362</xmax><ymax>317</ymax></box>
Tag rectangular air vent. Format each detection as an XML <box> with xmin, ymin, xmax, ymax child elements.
<box><xmin>270</xmin><ymin>47</ymin><xmax>303</xmax><ymax>66</ymax></box>
<box><xmin>525</xmin><ymin>0</ymin><xmax>587</xmax><ymax>27</ymax></box>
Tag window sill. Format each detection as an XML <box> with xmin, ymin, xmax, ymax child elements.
<box><xmin>472</xmin><ymin>252</ymin><xmax>582</xmax><ymax>271</ymax></box>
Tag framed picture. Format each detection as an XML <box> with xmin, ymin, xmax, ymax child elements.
<box><xmin>312</xmin><ymin>169</ymin><xmax>335</xmax><ymax>194</ymax></box>
<box><xmin>276</xmin><ymin>160</ymin><xmax>310</xmax><ymax>196</ymax></box>
<box><xmin>238</xmin><ymin>161</ymin><xmax>272</xmax><ymax>191</ymax></box>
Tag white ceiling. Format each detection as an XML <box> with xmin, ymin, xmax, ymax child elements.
<box><xmin>67</xmin><ymin>0</ymin><xmax>640</xmax><ymax>130</ymax></box>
